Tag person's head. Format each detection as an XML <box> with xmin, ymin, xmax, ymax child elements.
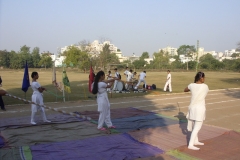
<box><xmin>143</xmin><ymin>71</ymin><xmax>146</xmax><ymax>73</ymax></box>
<box><xmin>114</xmin><ymin>68</ymin><xmax>118</xmax><ymax>72</ymax></box>
<box><xmin>126</xmin><ymin>67</ymin><xmax>129</xmax><ymax>70</ymax></box>
<box><xmin>194</xmin><ymin>71</ymin><xmax>205</xmax><ymax>83</ymax></box>
<box><xmin>134</xmin><ymin>72</ymin><xmax>137</xmax><ymax>75</ymax></box>
<box><xmin>167</xmin><ymin>70</ymin><xmax>170</xmax><ymax>73</ymax></box>
<box><xmin>31</xmin><ymin>72</ymin><xmax>39</xmax><ymax>79</ymax></box>
<box><xmin>130</xmin><ymin>69</ymin><xmax>133</xmax><ymax>73</ymax></box>
<box><xmin>108</xmin><ymin>70</ymin><xmax>111</xmax><ymax>74</ymax></box>
<box><xmin>92</xmin><ymin>71</ymin><xmax>105</xmax><ymax>94</ymax></box>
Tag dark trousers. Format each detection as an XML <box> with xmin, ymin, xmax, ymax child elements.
<box><xmin>0</xmin><ymin>96</ymin><xmax>5</xmax><ymax>109</ymax></box>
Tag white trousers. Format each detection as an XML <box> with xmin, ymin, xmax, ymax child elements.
<box><xmin>135</xmin><ymin>79</ymin><xmax>146</xmax><ymax>89</ymax></box>
<box><xmin>188</xmin><ymin>120</ymin><xmax>203</xmax><ymax>147</ymax></box>
<box><xmin>112</xmin><ymin>80</ymin><xmax>118</xmax><ymax>90</ymax></box>
<box><xmin>31</xmin><ymin>106</ymin><xmax>48</xmax><ymax>123</ymax></box>
<box><xmin>98</xmin><ymin>106</ymin><xmax>112</xmax><ymax>129</ymax></box>
<box><xmin>164</xmin><ymin>81</ymin><xmax>172</xmax><ymax>92</ymax></box>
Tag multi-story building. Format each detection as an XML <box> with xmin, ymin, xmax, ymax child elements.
<box><xmin>159</xmin><ymin>46</ymin><xmax>178</xmax><ymax>57</ymax></box>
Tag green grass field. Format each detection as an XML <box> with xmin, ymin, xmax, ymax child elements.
<box><xmin>0</xmin><ymin>68</ymin><xmax>239</xmax><ymax>105</ymax></box>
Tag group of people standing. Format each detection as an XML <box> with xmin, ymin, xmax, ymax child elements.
<box><xmin>91</xmin><ymin>69</ymin><xmax>209</xmax><ymax>151</ymax></box>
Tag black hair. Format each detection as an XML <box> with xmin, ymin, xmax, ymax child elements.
<box><xmin>194</xmin><ymin>71</ymin><xmax>205</xmax><ymax>83</ymax></box>
<box><xmin>134</xmin><ymin>72</ymin><xmax>137</xmax><ymax>74</ymax></box>
<box><xmin>126</xmin><ymin>67</ymin><xmax>128</xmax><ymax>69</ymax></box>
<box><xmin>167</xmin><ymin>70</ymin><xmax>170</xmax><ymax>72</ymax></box>
<box><xmin>108</xmin><ymin>70</ymin><xmax>111</xmax><ymax>74</ymax></box>
<box><xmin>31</xmin><ymin>72</ymin><xmax>38</xmax><ymax>78</ymax></box>
<box><xmin>92</xmin><ymin>71</ymin><xmax>105</xmax><ymax>94</ymax></box>
<box><xmin>143</xmin><ymin>71</ymin><xmax>146</xmax><ymax>73</ymax></box>
<box><xmin>130</xmin><ymin>69</ymin><xmax>133</xmax><ymax>72</ymax></box>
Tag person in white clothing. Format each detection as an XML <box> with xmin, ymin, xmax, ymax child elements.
<box><xmin>123</xmin><ymin>67</ymin><xmax>129</xmax><ymax>81</ymax></box>
<box><xmin>106</xmin><ymin>70</ymin><xmax>112</xmax><ymax>92</ymax></box>
<box><xmin>92</xmin><ymin>71</ymin><xmax>118</xmax><ymax>130</ymax></box>
<box><xmin>184</xmin><ymin>71</ymin><xmax>209</xmax><ymax>150</ymax></box>
<box><xmin>30</xmin><ymin>72</ymin><xmax>51</xmax><ymax>125</ymax></box>
<box><xmin>125</xmin><ymin>69</ymin><xmax>133</xmax><ymax>90</ymax></box>
<box><xmin>134</xmin><ymin>71</ymin><xmax>146</xmax><ymax>90</ymax></box>
<box><xmin>112</xmin><ymin>68</ymin><xmax>120</xmax><ymax>91</ymax></box>
<box><xmin>164</xmin><ymin>70</ymin><xmax>172</xmax><ymax>92</ymax></box>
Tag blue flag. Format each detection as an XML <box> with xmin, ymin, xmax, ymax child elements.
<box><xmin>22</xmin><ymin>61</ymin><xmax>30</xmax><ymax>92</ymax></box>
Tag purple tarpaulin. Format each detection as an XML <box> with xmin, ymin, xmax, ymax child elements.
<box><xmin>31</xmin><ymin>133</ymin><xmax>164</xmax><ymax>160</ymax></box>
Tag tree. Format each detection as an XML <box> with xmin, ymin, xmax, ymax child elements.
<box><xmin>177</xmin><ymin>45</ymin><xmax>196</xmax><ymax>58</ymax></box>
<box><xmin>63</xmin><ymin>46</ymin><xmax>90</xmax><ymax>70</ymax></box>
<box><xmin>31</xmin><ymin>47</ymin><xmax>41</xmax><ymax>68</ymax></box>
<box><xmin>39</xmin><ymin>53</ymin><xmax>52</xmax><ymax>69</ymax></box>
<box><xmin>0</xmin><ymin>50</ymin><xmax>11</xmax><ymax>68</ymax></box>
<box><xmin>140</xmin><ymin>52</ymin><xmax>149</xmax><ymax>59</ymax></box>
<box><xmin>151</xmin><ymin>50</ymin><xmax>170</xmax><ymax>69</ymax></box>
<box><xmin>19</xmin><ymin>45</ymin><xmax>33</xmax><ymax>67</ymax></box>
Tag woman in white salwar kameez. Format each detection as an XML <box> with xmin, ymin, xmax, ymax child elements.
<box><xmin>184</xmin><ymin>71</ymin><xmax>209</xmax><ymax>150</ymax></box>
<box><xmin>30</xmin><ymin>72</ymin><xmax>51</xmax><ymax>125</ymax></box>
<box><xmin>92</xmin><ymin>71</ymin><xmax>118</xmax><ymax>131</ymax></box>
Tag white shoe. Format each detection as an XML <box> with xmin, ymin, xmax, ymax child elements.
<box><xmin>188</xmin><ymin>145</ymin><xmax>200</xmax><ymax>150</ymax></box>
<box><xmin>31</xmin><ymin>121</ymin><xmax>37</xmax><ymax>125</ymax></box>
<box><xmin>194</xmin><ymin>142</ymin><xmax>204</xmax><ymax>145</ymax></box>
<box><xmin>44</xmin><ymin>120</ymin><xmax>51</xmax><ymax>123</ymax></box>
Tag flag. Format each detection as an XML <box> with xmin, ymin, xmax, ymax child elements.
<box><xmin>22</xmin><ymin>61</ymin><xmax>30</xmax><ymax>92</ymax></box>
<box><xmin>52</xmin><ymin>63</ymin><xmax>62</xmax><ymax>92</ymax></box>
<box><xmin>62</xmin><ymin>68</ymin><xmax>71</xmax><ymax>93</ymax></box>
<box><xmin>89</xmin><ymin>65</ymin><xmax>94</xmax><ymax>93</ymax></box>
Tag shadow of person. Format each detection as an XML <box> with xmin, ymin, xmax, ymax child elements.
<box><xmin>174</xmin><ymin>111</ymin><xmax>191</xmax><ymax>145</ymax></box>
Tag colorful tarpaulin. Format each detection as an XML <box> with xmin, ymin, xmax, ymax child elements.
<box><xmin>21</xmin><ymin>61</ymin><xmax>30</xmax><ymax>92</ymax></box>
<box><xmin>62</xmin><ymin>68</ymin><xmax>71</xmax><ymax>93</ymax></box>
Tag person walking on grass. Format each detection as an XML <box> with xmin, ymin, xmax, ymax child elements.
<box><xmin>164</xmin><ymin>70</ymin><xmax>172</xmax><ymax>92</ymax></box>
<box><xmin>184</xmin><ymin>71</ymin><xmax>209</xmax><ymax>150</ymax></box>
<box><xmin>92</xmin><ymin>71</ymin><xmax>119</xmax><ymax>130</ymax></box>
<box><xmin>30</xmin><ymin>72</ymin><xmax>51</xmax><ymax>125</ymax></box>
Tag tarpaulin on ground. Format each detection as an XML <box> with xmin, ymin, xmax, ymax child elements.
<box><xmin>75</xmin><ymin>107</ymin><xmax>154</xmax><ymax>120</ymax></box>
<box><xmin>110</xmin><ymin>114</ymin><xmax>181</xmax><ymax>133</ymax></box>
<box><xmin>128</xmin><ymin>123</ymin><xmax>230</xmax><ymax>151</ymax></box>
<box><xmin>30</xmin><ymin>133</ymin><xmax>164</xmax><ymax>160</ymax></box>
<box><xmin>175</xmin><ymin>130</ymin><xmax>240</xmax><ymax>160</ymax></box>
<box><xmin>0</xmin><ymin>114</ymin><xmax>83</xmax><ymax>131</ymax></box>
<box><xmin>0</xmin><ymin>135</ymin><xmax>4</xmax><ymax>148</ymax></box>
<box><xmin>1</xmin><ymin>121</ymin><xmax>107</xmax><ymax>148</ymax></box>
<box><xmin>0</xmin><ymin>146</ymin><xmax>32</xmax><ymax>160</ymax></box>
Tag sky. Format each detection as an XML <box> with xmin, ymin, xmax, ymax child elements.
<box><xmin>0</xmin><ymin>0</ymin><xmax>240</xmax><ymax>57</ymax></box>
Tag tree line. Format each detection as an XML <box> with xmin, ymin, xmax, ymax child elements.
<box><xmin>0</xmin><ymin>45</ymin><xmax>52</xmax><ymax>69</ymax></box>
<box><xmin>0</xmin><ymin>43</ymin><xmax>239</xmax><ymax>71</ymax></box>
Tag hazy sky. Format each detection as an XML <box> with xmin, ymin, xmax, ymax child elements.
<box><xmin>0</xmin><ymin>0</ymin><xmax>240</xmax><ymax>57</ymax></box>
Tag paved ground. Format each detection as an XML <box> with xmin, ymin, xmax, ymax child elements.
<box><xmin>1</xmin><ymin>88</ymin><xmax>240</xmax><ymax>131</ymax></box>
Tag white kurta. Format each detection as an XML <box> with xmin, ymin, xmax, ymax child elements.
<box><xmin>31</xmin><ymin>82</ymin><xmax>44</xmax><ymax>112</ymax></box>
<box><xmin>97</xmin><ymin>82</ymin><xmax>110</xmax><ymax>112</ymax></box>
<box><xmin>97</xmin><ymin>82</ymin><xmax>112</xmax><ymax>128</ymax></box>
<box><xmin>186</xmin><ymin>83</ymin><xmax>209</xmax><ymax>121</ymax></box>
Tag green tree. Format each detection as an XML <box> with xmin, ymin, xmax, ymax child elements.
<box><xmin>39</xmin><ymin>53</ymin><xmax>52</xmax><ymax>69</ymax></box>
<box><xmin>0</xmin><ymin>50</ymin><xmax>11</xmax><ymax>68</ymax></box>
<box><xmin>140</xmin><ymin>52</ymin><xmax>149</xmax><ymax>59</ymax></box>
<box><xmin>31</xmin><ymin>47</ymin><xmax>41</xmax><ymax>68</ymax></box>
<box><xmin>64</xmin><ymin>46</ymin><xmax>90</xmax><ymax>70</ymax></box>
<box><xmin>177</xmin><ymin>45</ymin><xmax>196</xmax><ymax>59</ymax></box>
<box><xmin>9</xmin><ymin>51</ymin><xmax>22</xmax><ymax>69</ymax></box>
<box><xmin>151</xmin><ymin>50</ymin><xmax>170</xmax><ymax>69</ymax></box>
<box><xmin>19</xmin><ymin>45</ymin><xmax>33</xmax><ymax>67</ymax></box>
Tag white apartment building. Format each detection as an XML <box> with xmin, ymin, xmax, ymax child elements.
<box><xmin>159</xmin><ymin>46</ymin><xmax>178</xmax><ymax>56</ymax></box>
<box><xmin>224</xmin><ymin>49</ymin><xmax>238</xmax><ymax>57</ymax></box>
<box><xmin>50</xmin><ymin>54</ymin><xmax>66</xmax><ymax>67</ymax></box>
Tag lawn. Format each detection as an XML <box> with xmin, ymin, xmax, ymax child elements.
<box><xmin>0</xmin><ymin>68</ymin><xmax>239</xmax><ymax>105</ymax></box>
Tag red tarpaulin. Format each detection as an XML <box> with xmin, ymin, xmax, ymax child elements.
<box><xmin>88</xmin><ymin>66</ymin><xmax>94</xmax><ymax>92</ymax></box>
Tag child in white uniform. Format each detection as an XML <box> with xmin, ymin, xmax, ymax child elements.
<box><xmin>30</xmin><ymin>72</ymin><xmax>51</xmax><ymax>125</ymax></box>
<box><xmin>134</xmin><ymin>71</ymin><xmax>147</xmax><ymax>90</ymax></box>
<box><xmin>106</xmin><ymin>70</ymin><xmax>112</xmax><ymax>92</ymax></box>
<box><xmin>184</xmin><ymin>71</ymin><xmax>209</xmax><ymax>150</ymax></box>
<box><xmin>125</xmin><ymin>69</ymin><xmax>133</xmax><ymax>90</ymax></box>
<box><xmin>164</xmin><ymin>70</ymin><xmax>172</xmax><ymax>92</ymax></box>
<box><xmin>112</xmin><ymin>68</ymin><xmax>120</xmax><ymax>91</ymax></box>
<box><xmin>92</xmin><ymin>71</ymin><xmax>118</xmax><ymax>130</ymax></box>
